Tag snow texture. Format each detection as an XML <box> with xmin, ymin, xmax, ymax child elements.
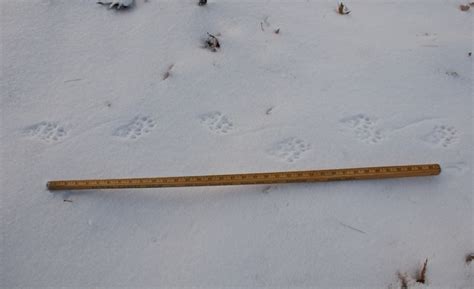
<box><xmin>1</xmin><ymin>0</ymin><xmax>472</xmax><ymax>288</ymax></box>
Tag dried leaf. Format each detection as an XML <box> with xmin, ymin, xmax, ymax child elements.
<box><xmin>460</xmin><ymin>4</ymin><xmax>470</xmax><ymax>11</ymax></box>
<box><xmin>466</xmin><ymin>253</ymin><xmax>474</xmax><ymax>263</ymax></box>
<box><xmin>416</xmin><ymin>259</ymin><xmax>428</xmax><ymax>284</ymax></box>
<box><xmin>205</xmin><ymin>33</ymin><xmax>220</xmax><ymax>52</ymax></box>
<box><xmin>338</xmin><ymin>2</ymin><xmax>350</xmax><ymax>15</ymax></box>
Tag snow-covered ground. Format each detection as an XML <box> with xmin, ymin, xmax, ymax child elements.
<box><xmin>1</xmin><ymin>0</ymin><xmax>472</xmax><ymax>288</ymax></box>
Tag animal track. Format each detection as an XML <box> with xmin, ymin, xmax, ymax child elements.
<box><xmin>417</xmin><ymin>32</ymin><xmax>438</xmax><ymax>48</ymax></box>
<box><xmin>267</xmin><ymin>137</ymin><xmax>311</xmax><ymax>163</ymax></box>
<box><xmin>340</xmin><ymin>114</ymin><xmax>384</xmax><ymax>144</ymax></box>
<box><xmin>113</xmin><ymin>116</ymin><xmax>156</xmax><ymax>140</ymax></box>
<box><xmin>24</xmin><ymin>121</ymin><xmax>68</xmax><ymax>142</ymax></box>
<box><xmin>444</xmin><ymin>162</ymin><xmax>468</xmax><ymax>175</ymax></box>
<box><xmin>198</xmin><ymin>111</ymin><xmax>234</xmax><ymax>134</ymax></box>
<box><xmin>422</xmin><ymin>125</ymin><xmax>458</xmax><ymax>148</ymax></box>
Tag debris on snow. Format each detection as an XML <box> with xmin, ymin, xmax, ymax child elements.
<box><xmin>162</xmin><ymin>64</ymin><xmax>174</xmax><ymax>80</ymax></box>
<box><xmin>205</xmin><ymin>33</ymin><xmax>220</xmax><ymax>52</ymax></box>
<box><xmin>466</xmin><ymin>253</ymin><xmax>474</xmax><ymax>263</ymax></box>
<box><xmin>416</xmin><ymin>259</ymin><xmax>428</xmax><ymax>284</ymax></box>
<box><xmin>338</xmin><ymin>2</ymin><xmax>351</xmax><ymax>15</ymax></box>
<box><xmin>446</xmin><ymin>71</ymin><xmax>459</xmax><ymax>77</ymax></box>
<box><xmin>97</xmin><ymin>0</ymin><xmax>134</xmax><ymax>9</ymax></box>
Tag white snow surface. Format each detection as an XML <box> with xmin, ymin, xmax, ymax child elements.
<box><xmin>1</xmin><ymin>0</ymin><xmax>473</xmax><ymax>288</ymax></box>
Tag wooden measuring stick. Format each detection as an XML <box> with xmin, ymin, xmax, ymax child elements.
<box><xmin>47</xmin><ymin>164</ymin><xmax>441</xmax><ymax>191</ymax></box>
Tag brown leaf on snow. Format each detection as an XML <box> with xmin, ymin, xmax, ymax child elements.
<box><xmin>416</xmin><ymin>259</ymin><xmax>428</xmax><ymax>284</ymax></box>
<box><xmin>338</xmin><ymin>2</ymin><xmax>350</xmax><ymax>15</ymax></box>
<box><xmin>466</xmin><ymin>253</ymin><xmax>474</xmax><ymax>263</ymax></box>
<box><xmin>460</xmin><ymin>4</ymin><xmax>470</xmax><ymax>11</ymax></box>
<box><xmin>205</xmin><ymin>33</ymin><xmax>221</xmax><ymax>52</ymax></box>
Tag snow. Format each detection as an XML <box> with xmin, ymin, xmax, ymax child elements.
<box><xmin>1</xmin><ymin>0</ymin><xmax>472</xmax><ymax>288</ymax></box>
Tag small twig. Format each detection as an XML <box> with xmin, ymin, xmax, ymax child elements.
<box><xmin>64</xmin><ymin>78</ymin><xmax>82</xmax><ymax>83</ymax></box>
<box><xmin>260</xmin><ymin>22</ymin><xmax>264</xmax><ymax>31</ymax></box>
<box><xmin>63</xmin><ymin>199</ymin><xmax>73</xmax><ymax>203</ymax></box>
<box><xmin>338</xmin><ymin>221</ymin><xmax>366</xmax><ymax>234</ymax></box>
<box><xmin>416</xmin><ymin>258</ymin><xmax>428</xmax><ymax>284</ymax></box>
<box><xmin>162</xmin><ymin>64</ymin><xmax>174</xmax><ymax>80</ymax></box>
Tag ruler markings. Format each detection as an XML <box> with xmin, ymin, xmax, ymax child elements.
<box><xmin>46</xmin><ymin>164</ymin><xmax>441</xmax><ymax>191</ymax></box>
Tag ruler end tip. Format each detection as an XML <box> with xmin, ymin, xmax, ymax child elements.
<box><xmin>46</xmin><ymin>181</ymin><xmax>57</xmax><ymax>191</ymax></box>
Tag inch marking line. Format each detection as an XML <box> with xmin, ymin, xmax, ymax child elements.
<box><xmin>47</xmin><ymin>164</ymin><xmax>441</xmax><ymax>191</ymax></box>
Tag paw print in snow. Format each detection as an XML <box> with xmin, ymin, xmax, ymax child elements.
<box><xmin>24</xmin><ymin>121</ymin><xmax>68</xmax><ymax>143</ymax></box>
<box><xmin>113</xmin><ymin>116</ymin><xmax>157</xmax><ymax>140</ymax></box>
<box><xmin>340</xmin><ymin>114</ymin><xmax>384</xmax><ymax>144</ymax></box>
<box><xmin>199</xmin><ymin>111</ymin><xmax>234</xmax><ymax>134</ymax></box>
<box><xmin>422</xmin><ymin>125</ymin><xmax>458</xmax><ymax>148</ymax></box>
<box><xmin>267</xmin><ymin>137</ymin><xmax>311</xmax><ymax>163</ymax></box>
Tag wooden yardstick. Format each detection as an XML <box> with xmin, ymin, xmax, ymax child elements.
<box><xmin>47</xmin><ymin>164</ymin><xmax>441</xmax><ymax>190</ymax></box>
